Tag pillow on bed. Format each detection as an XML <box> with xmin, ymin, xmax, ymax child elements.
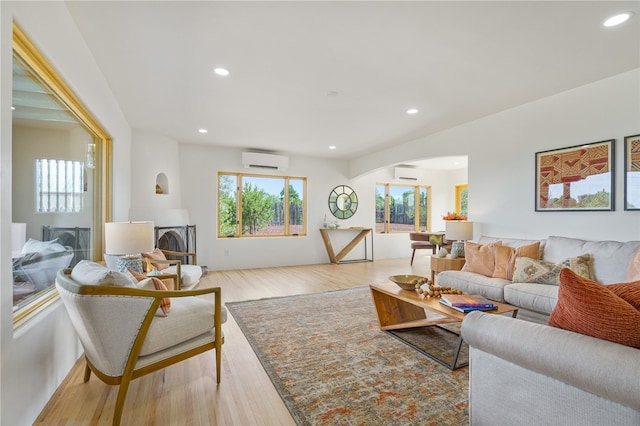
<box><xmin>22</xmin><ymin>238</ymin><xmax>66</xmax><ymax>256</ymax></box>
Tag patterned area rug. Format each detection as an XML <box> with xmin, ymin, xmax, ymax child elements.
<box><xmin>226</xmin><ymin>286</ymin><xmax>469</xmax><ymax>425</ymax></box>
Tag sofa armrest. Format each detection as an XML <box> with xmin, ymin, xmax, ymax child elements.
<box><xmin>461</xmin><ymin>311</ymin><xmax>640</xmax><ymax>412</ymax></box>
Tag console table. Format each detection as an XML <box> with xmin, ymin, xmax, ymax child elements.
<box><xmin>319</xmin><ymin>227</ymin><xmax>373</xmax><ymax>264</ymax></box>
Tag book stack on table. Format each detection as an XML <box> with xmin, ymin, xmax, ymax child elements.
<box><xmin>439</xmin><ymin>294</ymin><xmax>498</xmax><ymax>313</ymax></box>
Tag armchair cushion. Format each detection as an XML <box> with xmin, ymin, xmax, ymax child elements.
<box><xmin>163</xmin><ymin>264</ymin><xmax>202</xmax><ymax>288</ymax></box>
<box><xmin>142</xmin><ymin>248</ymin><xmax>169</xmax><ymax>271</ymax></box>
<box><xmin>140</xmin><ymin>296</ymin><xmax>227</xmax><ymax>356</ymax></box>
<box><xmin>71</xmin><ymin>260</ymin><xmax>137</xmax><ymax>287</ymax></box>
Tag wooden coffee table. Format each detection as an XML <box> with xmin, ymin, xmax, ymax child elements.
<box><xmin>369</xmin><ymin>281</ymin><xmax>518</xmax><ymax>370</ymax></box>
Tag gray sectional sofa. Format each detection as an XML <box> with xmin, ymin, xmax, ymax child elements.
<box><xmin>441</xmin><ymin>235</ymin><xmax>640</xmax><ymax>425</ymax></box>
<box><xmin>438</xmin><ymin>235</ymin><xmax>640</xmax><ymax>322</ymax></box>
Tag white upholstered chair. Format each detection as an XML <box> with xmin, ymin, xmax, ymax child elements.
<box><xmin>55</xmin><ymin>268</ymin><xmax>225</xmax><ymax>426</ymax></box>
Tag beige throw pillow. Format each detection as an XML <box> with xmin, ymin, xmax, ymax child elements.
<box><xmin>627</xmin><ymin>248</ymin><xmax>640</xmax><ymax>281</ymax></box>
<box><xmin>493</xmin><ymin>242</ymin><xmax>541</xmax><ymax>280</ymax></box>
<box><xmin>461</xmin><ymin>241</ymin><xmax>502</xmax><ymax>277</ymax></box>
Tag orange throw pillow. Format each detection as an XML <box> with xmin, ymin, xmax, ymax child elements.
<box><xmin>128</xmin><ymin>269</ymin><xmax>172</xmax><ymax>316</ymax></box>
<box><xmin>548</xmin><ymin>268</ymin><xmax>640</xmax><ymax>348</ymax></box>
<box><xmin>492</xmin><ymin>242</ymin><xmax>541</xmax><ymax>280</ymax></box>
<box><xmin>608</xmin><ymin>281</ymin><xmax>640</xmax><ymax>310</ymax></box>
<box><xmin>142</xmin><ymin>248</ymin><xmax>169</xmax><ymax>271</ymax></box>
<box><xmin>461</xmin><ymin>241</ymin><xmax>502</xmax><ymax>277</ymax></box>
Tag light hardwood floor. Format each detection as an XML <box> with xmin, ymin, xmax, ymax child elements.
<box><xmin>35</xmin><ymin>257</ymin><xmax>432</xmax><ymax>425</ymax></box>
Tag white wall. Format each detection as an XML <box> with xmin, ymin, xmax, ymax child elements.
<box><xmin>1</xmin><ymin>3</ymin><xmax>132</xmax><ymax>424</ymax></box>
<box><xmin>351</xmin><ymin>69</ymin><xmax>640</xmax><ymax>242</ymax></box>
<box><xmin>173</xmin><ymin>143</ymin><xmax>464</xmax><ymax>270</ymax></box>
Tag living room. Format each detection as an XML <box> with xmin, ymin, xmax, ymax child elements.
<box><xmin>1</xmin><ymin>1</ymin><xmax>639</xmax><ymax>425</ymax></box>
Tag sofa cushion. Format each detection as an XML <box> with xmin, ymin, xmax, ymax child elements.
<box><xmin>437</xmin><ymin>270</ymin><xmax>509</xmax><ymax>302</ymax></box>
<box><xmin>140</xmin><ymin>296</ymin><xmax>222</xmax><ymax>356</ymax></box>
<box><xmin>163</xmin><ymin>264</ymin><xmax>202</xmax><ymax>288</ymax></box>
<box><xmin>512</xmin><ymin>254</ymin><xmax>593</xmax><ymax>285</ymax></box>
<box><xmin>461</xmin><ymin>241</ymin><xmax>502</xmax><ymax>277</ymax></box>
<box><xmin>548</xmin><ymin>269</ymin><xmax>640</xmax><ymax>349</ymax></box>
<box><xmin>504</xmin><ymin>283</ymin><xmax>558</xmax><ymax>315</ymax></box>
<box><xmin>493</xmin><ymin>242</ymin><xmax>540</xmax><ymax>280</ymax></box>
<box><xmin>543</xmin><ymin>236</ymin><xmax>640</xmax><ymax>284</ymax></box>
<box><xmin>628</xmin><ymin>248</ymin><xmax>640</xmax><ymax>281</ymax></box>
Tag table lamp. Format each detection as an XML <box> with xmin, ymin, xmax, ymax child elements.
<box><xmin>445</xmin><ymin>221</ymin><xmax>473</xmax><ymax>258</ymax></box>
<box><xmin>104</xmin><ymin>221</ymin><xmax>155</xmax><ymax>272</ymax></box>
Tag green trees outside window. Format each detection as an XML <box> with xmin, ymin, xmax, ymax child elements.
<box><xmin>375</xmin><ymin>183</ymin><xmax>431</xmax><ymax>233</ymax></box>
<box><xmin>218</xmin><ymin>173</ymin><xmax>306</xmax><ymax>237</ymax></box>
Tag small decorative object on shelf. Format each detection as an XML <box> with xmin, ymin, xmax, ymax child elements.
<box><xmin>442</xmin><ymin>211</ymin><xmax>467</xmax><ymax>221</ymax></box>
<box><xmin>323</xmin><ymin>214</ymin><xmax>328</xmax><ymax>228</ymax></box>
<box><xmin>437</xmin><ymin>247</ymin><xmax>448</xmax><ymax>258</ymax></box>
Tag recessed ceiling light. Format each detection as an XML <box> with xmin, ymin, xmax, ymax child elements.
<box><xmin>603</xmin><ymin>12</ymin><xmax>633</xmax><ymax>27</ymax></box>
<box><xmin>329</xmin><ymin>146</ymin><xmax>336</xmax><ymax>150</ymax></box>
<box><xmin>407</xmin><ymin>108</ymin><xmax>419</xmax><ymax>115</ymax></box>
<box><xmin>214</xmin><ymin>67</ymin><xmax>230</xmax><ymax>76</ymax></box>
<box><xmin>198</xmin><ymin>128</ymin><xmax>208</xmax><ymax>134</ymax></box>
<box><xmin>11</xmin><ymin>106</ymin><xmax>15</xmax><ymax>110</ymax></box>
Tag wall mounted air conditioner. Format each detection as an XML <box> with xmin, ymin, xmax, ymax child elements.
<box><xmin>242</xmin><ymin>152</ymin><xmax>289</xmax><ymax>171</ymax></box>
<box><xmin>394</xmin><ymin>167</ymin><xmax>422</xmax><ymax>181</ymax></box>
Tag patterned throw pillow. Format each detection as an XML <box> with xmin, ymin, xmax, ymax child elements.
<box><xmin>461</xmin><ymin>241</ymin><xmax>502</xmax><ymax>277</ymax></box>
<box><xmin>549</xmin><ymin>268</ymin><xmax>640</xmax><ymax>349</ymax></box>
<box><xmin>142</xmin><ymin>248</ymin><xmax>169</xmax><ymax>271</ymax></box>
<box><xmin>493</xmin><ymin>242</ymin><xmax>540</xmax><ymax>280</ymax></box>
<box><xmin>116</xmin><ymin>256</ymin><xmax>143</xmax><ymax>274</ymax></box>
<box><xmin>512</xmin><ymin>254</ymin><xmax>593</xmax><ymax>285</ymax></box>
<box><xmin>128</xmin><ymin>269</ymin><xmax>172</xmax><ymax>316</ymax></box>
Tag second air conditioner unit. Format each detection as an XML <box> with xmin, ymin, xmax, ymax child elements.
<box><xmin>394</xmin><ymin>167</ymin><xmax>422</xmax><ymax>181</ymax></box>
<box><xmin>242</xmin><ymin>152</ymin><xmax>289</xmax><ymax>171</ymax></box>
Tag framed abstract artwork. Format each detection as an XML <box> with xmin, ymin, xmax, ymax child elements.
<box><xmin>535</xmin><ymin>139</ymin><xmax>614</xmax><ymax>211</ymax></box>
<box><xmin>624</xmin><ymin>134</ymin><xmax>640</xmax><ymax>210</ymax></box>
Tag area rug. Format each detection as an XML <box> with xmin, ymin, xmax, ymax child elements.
<box><xmin>226</xmin><ymin>286</ymin><xmax>469</xmax><ymax>425</ymax></box>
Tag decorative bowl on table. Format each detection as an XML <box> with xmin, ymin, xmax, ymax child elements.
<box><xmin>389</xmin><ymin>275</ymin><xmax>428</xmax><ymax>291</ymax></box>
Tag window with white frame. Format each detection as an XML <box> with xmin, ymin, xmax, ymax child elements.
<box><xmin>35</xmin><ymin>159</ymin><xmax>84</xmax><ymax>213</ymax></box>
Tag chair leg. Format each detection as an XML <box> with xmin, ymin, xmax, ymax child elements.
<box><xmin>112</xmin><ymin>376</ymin><xmax>133</xmax><ymax>426</ymax></box>
<box><xmin>410</xmin><ymin>249</ymin><xmax>416</xmax><ymax>265</ymax></box>
<box><xmin>83</xmin><ymin>363</ymin><xmax>91</xmax><ymax>383</ymax></box>
<box><xmin>216</xmin><ymin>344</ymin><xmax>222</xmax><ymax>384</ymax></box>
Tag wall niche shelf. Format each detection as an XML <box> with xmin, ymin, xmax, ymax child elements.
<box><xmin>155</xmin><ymin>173</ymin><xmax>169</xmax><ymax>195</ymax></box>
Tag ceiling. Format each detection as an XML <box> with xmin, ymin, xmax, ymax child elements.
<box><xmin>63</xmin><ymin>1</ymin><xmax>640</xmax><ymax>165</ymax></box>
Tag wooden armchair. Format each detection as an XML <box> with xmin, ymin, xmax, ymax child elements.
<box><xmin>409</xmin><ymin>232</ymin><xmax>454</xmax><ymax>265</ymax></box>
<box><xmin>143</xmin><ymin>248</ymin><xmax>202</xmax><ymax>290</ymax></box>
<box><xmin>55</xmin><ymin>269</ymin><xmax>225</xmax><ymax>426</ymax></box>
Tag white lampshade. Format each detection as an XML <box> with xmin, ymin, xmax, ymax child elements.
<box><xmin>104</xmin><ymin>221</ymin><xmax>155</xmax><ymax>255</ymax></box>
<box><xmin>445</xmin><ymin>221</ymin><xmax>474</xmax><ymax>241</ymax></box>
